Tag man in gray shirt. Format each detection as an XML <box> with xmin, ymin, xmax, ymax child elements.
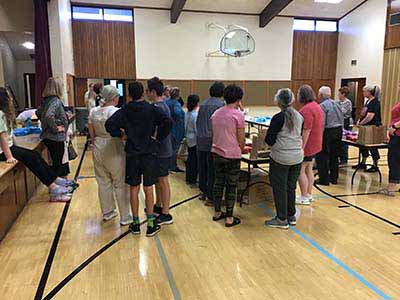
<box><xmin>196</xmin><ymin>82</ymin><xmax>225</xmax><ymax>205</ymax></box>
<box><xmin>316</xmin><ymin>86</ymin><xmax>344</xmax><ymax>186</ymax></box>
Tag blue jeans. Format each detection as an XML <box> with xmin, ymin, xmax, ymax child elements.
<box><xmin>170</xmin><ymin>136</ymin><xmax>182</xmax><ymax>171</ymax></box>
<box><xmin>388</xmin><ymin>135</ymin><xmax>400</xmax><ymax>184</ymax></box>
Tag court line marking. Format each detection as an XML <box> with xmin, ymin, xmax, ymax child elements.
<box><xmin>314</xmin><ymin>184</ymin><xmax>400</xmax><ymax>230</ymax></box>
<box><xmin>34</xmin><ymin>140</ymin><xmax>89</xmax><ymax>300</ymax></box>
<box><xmin>41</xmin><ymin>194</ymin><xmax>200</xmax><ymax>300</ymax></box>
<box><xmin>260</xmin><ymin>203</ymin><xmax>392</xmax><ymax>300</ymax></box>
<box><xmin>155</xmin><ymin>236</ymin><xmax>181</xmax><ymax>300</ymax></box>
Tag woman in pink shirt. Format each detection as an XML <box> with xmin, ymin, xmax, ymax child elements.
<box><xmin>296</xmin><ymin>85</ymin><xmax>324</xmax><ymax>205</ymax></box>
<box><xmin>211</xmin><ymin>84</ymin><xmax>245</xmax><ymax>227</ymax></box>
<box><xmin>380</xmin><ymin>82</ymin><xmax>400</xmax><ymax>196</ymax></box>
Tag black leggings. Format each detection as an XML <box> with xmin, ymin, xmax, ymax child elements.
<box><xmin>0</xmin><ymin>145</ymin><xmax>58</xmax><ymax>186</ymax></box>
<box><xmin>43</xmin><ymin>139</ymin><xmax>70</xmax><ymax>177</ymax></box>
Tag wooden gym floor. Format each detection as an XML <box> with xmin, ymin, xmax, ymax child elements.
<box><xmin>0</xmin><ymin>136</ymin><xmax>399</xmax><ymax>300</ymax></box>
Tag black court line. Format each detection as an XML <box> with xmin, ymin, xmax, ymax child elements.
<box><xmin>393</xmin><ymin>232</ymin><xmax>400</xmax><ymax>236</ymax></box>
<box><xmin>42</xmin><ymin>193</ymin><xmax>200</xmax><ymax>300</ymax></box>
<box><xmin>333</xmin><ymin>192</ymin><xmax>379</xmax><ymax>198</ymax></box>
<box><xmin>34</xmin><ymin>140</ymin><xmax>89</xmax><ymax>300</ymax></box>
<box><xmin>338</xmin><ymin>205</ymin><xmax>351</xmax><ymax>208</ymax></box>
<box><xmin>314</xmin><ymin>183</ymin><xmax>400</xmax><ymax>230</ymax></box>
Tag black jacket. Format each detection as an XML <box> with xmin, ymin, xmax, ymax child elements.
<box><xmin>105</xmin><ymin>100</ymin><xmax>172</xmax><ymax>155</ymax></box>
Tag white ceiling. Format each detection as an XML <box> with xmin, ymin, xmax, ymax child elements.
<box><xmin>282</xmin><ymin>0</ymin><xmax>366</xmax><ymax>18</ymax></box>
<box><xmin>73</xmin><ymin>0</ymin><xmax>368</xmax><ymax>19</ymax></box>
<box><xmin>2</xmin><ymin>31</ymin><xmax>34</xmax><ymax>61</ymax></box>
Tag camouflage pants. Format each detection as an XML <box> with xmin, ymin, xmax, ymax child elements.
<box><xmin>213</xmin><ymin>154</ymin><xmax>241</xmax><ymax>217</ymax></box>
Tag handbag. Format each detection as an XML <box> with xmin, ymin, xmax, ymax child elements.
<box><xmin>68</xmin><ymin>141</ymin><xmax>78</xmax><ymax>160</ymax></box>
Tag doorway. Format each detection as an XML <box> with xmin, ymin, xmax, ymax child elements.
<box><xmin>341</xmin><ymin>78</ymin><xmax>366</xmax><ymax>122</ymax></box>
<box><xmin>23</xmin><ymin>73</ymin><xmax>35</xmax><ymax>108</ymax></box>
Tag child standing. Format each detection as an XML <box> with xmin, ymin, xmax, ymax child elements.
<box><xmin>148</xmin><ymin>77</ymin><xmax>174</xmax><ymax>226</ymax></box>
<box><xmin>105</xmin><ymin>82</ymin><xmax>171</xmax><ymax>237</ymax></box>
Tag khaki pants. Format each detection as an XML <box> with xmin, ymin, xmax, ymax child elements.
<box><xmin>93</xmin><ymin>138</ymin><xmax>132</xmax><ymax>222</ymax></box>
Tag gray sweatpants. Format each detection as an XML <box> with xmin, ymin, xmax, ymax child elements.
<box><xmin>93</xmin><ymin>138</ymin><xmax>132</xmax><ymax>223</ymax></box>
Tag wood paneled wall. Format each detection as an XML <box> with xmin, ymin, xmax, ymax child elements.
<box><xmin>128</xmin><ymin>79</ymin><xmax>290</xmax><ymax>106</ymax></box>
<box><xmin>72</xmin><ymin>20</ymin><xmax>136</xmax><ymax>79</ymax></box>
<box><xmin>381</xmin><ymin>48</ymin><xmax>400</xmax><ymax>125</ymax></box>
<box><xmin>385</xmin><ymin>0</ymin><xmax>400</xmax><ymax>49</ymax></box>
<box><xmin>291</xmin><ymin>31</ymin><xmax>338</xmax><ymax>97</ymax></box>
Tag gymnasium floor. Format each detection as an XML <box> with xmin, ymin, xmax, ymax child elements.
<box><xmin>1</xmin><ymin>133</ymin><xmax>400</xmax><ymax>299</ymax></box>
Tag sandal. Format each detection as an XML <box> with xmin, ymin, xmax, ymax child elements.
<box><xmin>212</xmin><ymin>212</ymin><xmax>226</xmax><ymax>221</ymax></box>
<box><xmin>378</xmin><ymin>189</ymin><xmax>396</xmax><ymax>197</ymax></box>
<box><xmin>225</xmin><ymin>216</ymin><xmax>241</xmax><ymax>227</ymax></box>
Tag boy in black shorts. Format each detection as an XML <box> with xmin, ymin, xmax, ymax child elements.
<box><xmin>105</xmin><ymin>81</ymin><xmax>171</xmax><ymax>237</ymax></box>
<box><xmin>147</xmin><ymin>77</ymin><xmax>174</xmax><ymax>225</ymax></box>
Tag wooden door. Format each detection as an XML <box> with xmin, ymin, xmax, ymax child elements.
<box><xmin>75</xmin><ymin>78</ymin><xmax>88</xmax><ymax>107</ymax></box>
<box><xmin>66</xmin><ymin>73</ymin><xmax>75</xmax><ymax>107</ymax></box>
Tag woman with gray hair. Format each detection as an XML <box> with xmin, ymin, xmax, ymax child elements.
<box><xmin>88</xmin><ymin>85</ymin><xmax>132</xmax><ymax>226</ymax></box>
<box><xmin>265</xmin><ymin>88</ymin><xmax>304</xmax><ymax>229</ymax></box>
<box><xmin>354</xmin><ymin>85</ymin><xmax>382</xmax><ymax>172</ymax></box>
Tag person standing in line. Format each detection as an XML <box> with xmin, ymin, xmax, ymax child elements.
<box><xmin>163</xmin><ymin>86</ymin><xmax>171</xmax><ymax>102</ymax></box>
<box><xmin>37</xmin><ymin>77</ymin><xmax>70</xmax><ymax>178</ymax></box>
<box><xmin>296</xmin><ymin>85</ymin><xmax>324</xmax><ymax>206</ymax></box>
<box><xmin>93</xmin><ymin>83</ymin><xmax>104</xmax><ymax>107</ymax></box>
<box><xmin>147</xmin><ymin>77</ymin><xmax>174</xmax><ymax>226</ymax></box>
<box><xmin>105</xmin><ymin>81</ymin><xmax>171</xmax><ymax>237</ymax></box>
<box><xmin>166</xmin><ymin>87</ymin><xmax>185</xmax><ymax>172</ymax></box>
<box><xmin>265</xmin><ymin>89</ymin><xmax>304</xmax><ymax>229</ymax></box>
<box><xmin>211</xmin><ymin>84</ymin><xmax>245</xmax><ymax>227</ymax></box>
<box><xmin>337</xmin><ymin>87</ymin><xmax>353</xmax><ymax>164</ymax></box>
<box><xmin>196</xmin><ymin>81</ymin><xmax>225</xmax><ymax>206</ymax></box>
<box><xmin>88</xmin><ymin>85</ymin><xmax>132</xmax><ymax>225</ymax></box>
<box><xmin>315</xmin><ymin>86</ymin><xmax>344</xmax><ymax>186</ymax></box>
<box><xmin>185</xmin><ymin>94</ymin><xmax>200</xmax><ymax>186</ymax></box>
<box><xmin>379</xmin><ymin>82</ymin><xmax>400</xmax><ymax>196</ymax></box>
<box><xmin>0</xmin><ymin>87</ymin><xmax>76</xmax><ymax>202</ymax></box>
<box><xmin>353</xmin><ymin>85</ymin><xmax>382</xmax><ymax>173</ymax></box>
<box><xmin>85</xmin><ymin>89</ymin><xmax>96</xmax><ymax>113</ymax></box>
<box><xmin>84</xmin><ymin>83</ymin><xmax>94</xmax><ymax>110</ymax></box>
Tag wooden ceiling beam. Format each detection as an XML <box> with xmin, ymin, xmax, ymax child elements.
<box><xmin>260</xmin><ymin>0</ymin><xmax>293</xmax><ymax>28</ymax></box>
<box><xmin>170</xmin><ymin>0</ymin><xmax>187</xmax><ymax>23</ymax></box>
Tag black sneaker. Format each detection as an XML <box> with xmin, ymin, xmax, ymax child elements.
<box><xmin>156</xmin><ymin>214</ymin><xmax>174</xmax><ymax>225</ymax></box>
<box><xmin>146</xmin><ymin>224</ymin><xmax>161</xmax><ymax>237</ymax></box>
<box><xmin>315</xmin><ymin>179</ymin><xmax>329</xmax><ymax>186</ymax></box>
<box><xmin>352</xmin><ymin>163</ymin><xmax>367</xmax><ymax>170</ymax></box>
<box><xmin>129</xmin><ymin>223</ymin><xmax>141</xmax><ymax>235</ymax></box>
<box><xmin>144</xmin><ymin>205</ymin><xmax>163</xmax><ymax>215</ymax></box>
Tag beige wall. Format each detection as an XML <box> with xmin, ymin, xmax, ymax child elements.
<box><xmin>48</xmin><ymin>0</ymin><xmax>75</xmax><ymax>103</ymax></box>
<box><xmin>381</xmin><ymin>48</ymin><xmax>400</xmax><ymax>125</ymax></box>
<box><xmin>134</xmin><ymin>9</ymin><xmax>294</xmax><ymax>81</ymax></box>
<box><xmin>336</xmin><ymin>0</ymin><xmax>387</xmax><ymax>90</ymax></box>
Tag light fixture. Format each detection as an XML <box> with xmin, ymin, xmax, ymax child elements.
<box><xmin>22</xmin><ymin>42</ymin><xmax>35</xmax><ymax>50</ymax></box>
<box><xmin>314</xmin><ymin>0</ymin><xmax>343</xmax><ymax>3</ymax></box>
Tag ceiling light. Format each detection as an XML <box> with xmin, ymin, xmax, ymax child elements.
<box><xmin>22</xmin><ymin>42</ymin><xmax>35</xmax><ymax>50</ymax></box>
<box><xmin>314</xmin><ymin>0</ymin><xmax>343</xmax><ymax>3</ymax></box>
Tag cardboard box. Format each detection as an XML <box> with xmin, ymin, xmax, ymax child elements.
<box><xmin>358</xmin><ymin>125</ymin><xmax>387</xmax><ymax>145</ymax></box>
<box><xmin>237</xmin><ymin>169</ymin><xmax>273</xmax><ymax>205</ymax></box>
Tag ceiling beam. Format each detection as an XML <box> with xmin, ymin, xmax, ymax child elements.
<box><xmin>260</xmin><ymin>0</ymin><xmax>293</xmax><ymax>28</ymax></box>
<box><xmin>170</xmin><ymin>0</ymin><xmax>187</xmax><ymax>23</ymax></box>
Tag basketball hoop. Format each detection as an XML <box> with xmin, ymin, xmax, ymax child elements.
<box><xmin>206</xmin><ymin>23</ymin><xmax>255</xmax><ymax>58</ymax></box>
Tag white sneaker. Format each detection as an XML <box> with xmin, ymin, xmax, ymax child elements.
<box><xmin>120</xmin><ymin>217</ymin><xmax>133</xmax><ymax>226</ymax></box>
<box><xmin>296</xmin><ymin>196</ymin><xmax>311</xmax><ymax>206</ymax></box>
<box><xmin>307</xmin><ymin>194</ymin><xmax>314</xmax><ymax>202</ymax></box>
<box><xmin>103</xmin><ymin>210</ymin><xmax>118</xmax><ymax>221</ymax></box>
